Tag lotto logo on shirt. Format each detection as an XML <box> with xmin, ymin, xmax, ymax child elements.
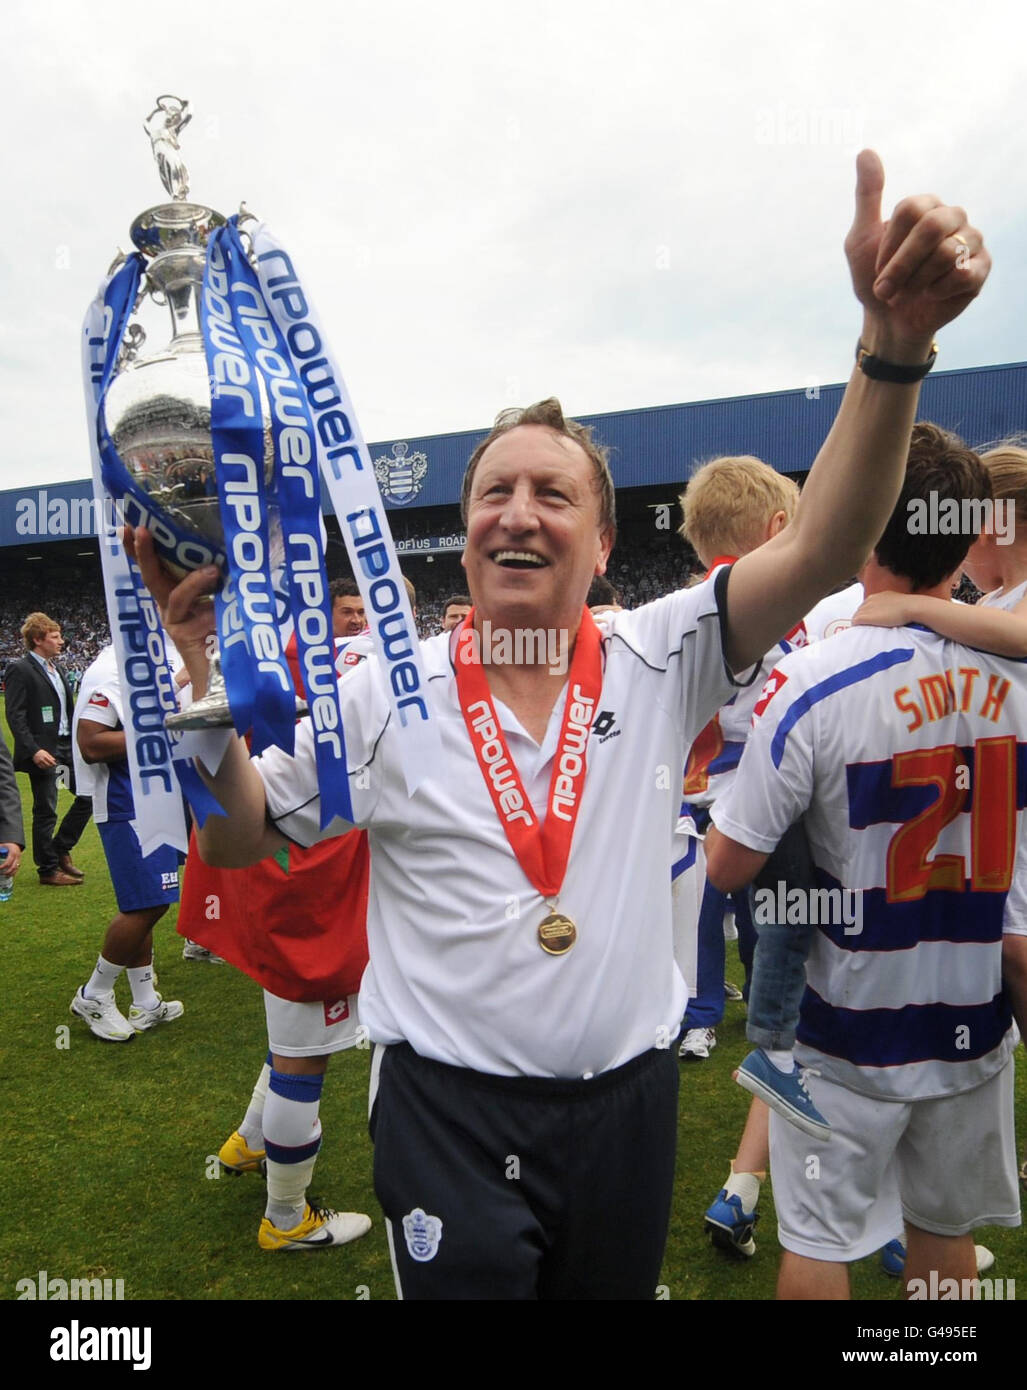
<box><xmin>324</xmin><ymin>998</ymin><xmax>350</xmax><ymax>1026</ymax></box>
<box><xmin>753</xmin><ymin>669</ymin><xmax>788</xmax><ymax>722</ymax></box>
<box><xmin>88</xmin><ymin>693</ymin><xmax>110</xmax><ymax>708</ymax></box>
<box><xmin>160</xmin><ymin>871</ymin><xmax>179</xmax><ymax>892</ymax></box>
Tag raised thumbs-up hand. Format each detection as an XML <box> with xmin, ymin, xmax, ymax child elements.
<box><xmin>844</xmin><ymin>150</ymin><xmax>989</xmax><ymax>357</ymax></box>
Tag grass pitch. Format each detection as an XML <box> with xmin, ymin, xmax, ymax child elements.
<box><xmin>2</xmin><ymin>699</ymin><xmax>1024</xmax><ymax>1304</ymax></box>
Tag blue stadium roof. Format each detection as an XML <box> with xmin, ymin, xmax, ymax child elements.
<box><xmin>4</xmin><ymin>361</ymin><xmax>1024</xmax><ymax>549</ymax></box>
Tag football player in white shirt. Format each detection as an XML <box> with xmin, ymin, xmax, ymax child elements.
<box><xmin>706</xmin><ymin>430</ymin><xmax>1026</xmax><ymax>1299</ymax></box>
<box><xmin>130</xmin><ymin>153</ymin><xmax>993</xmax><ymax>1299</ymax></box>
<box><xmin>69</xmin><ymin>646</ymin><xmax>185</xmax><ymax>1042</ymax></box>
<box><xmin>853</xmin><ymin>439</ymin><xmax>1027</xmax><ymax>1195</ymax></box>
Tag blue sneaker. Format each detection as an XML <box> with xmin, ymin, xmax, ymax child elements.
<box><xmin>880</xmin><ymin>1239</ymin><xmax>995</xmax><ymax>1278</ymax></box>
<box><xmin>879</xmin><ymin>1238</ymin><xmax>906</xmax><ymax>1277</ymax></box>
<box><xmin>704</xmin><ymin>1190</ymin><xmax>758</xmax><ymax>1257</ymax></box>
<box><xmin>735</xmin><ymin>1048</ymin><xmax>831</xmax><ymax>1140</ymax></box>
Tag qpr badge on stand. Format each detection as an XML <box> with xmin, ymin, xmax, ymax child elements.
<box><xmin>373</xmin><ymin>442</ymin><xmax>428</xmax><ymax>505</ymax></box>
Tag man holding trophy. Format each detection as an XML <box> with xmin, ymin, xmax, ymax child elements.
<box><xmin>118</xmin><ymin>112</ymin><xmax>991</xmax><ymax>1295</ymax></box>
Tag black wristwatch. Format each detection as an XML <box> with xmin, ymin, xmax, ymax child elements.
<box><xmin>855</xmin><ymin>339</ymin><xmax>938</xmax><ymax>383</ymax></box>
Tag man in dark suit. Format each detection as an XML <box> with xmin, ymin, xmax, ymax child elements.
<box><xmin>5</xmin><ymin>613</ymin><xmax>92</xmax><ymax>886</ymax></box>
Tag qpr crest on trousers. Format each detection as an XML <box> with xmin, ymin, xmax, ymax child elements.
<box><xmin>373</xmin><ymin>442</ymin><xmax>429</xmax><ymax>505</ymax></box>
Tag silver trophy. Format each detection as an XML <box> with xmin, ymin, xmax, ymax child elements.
<box><xmin>103</xmin><ymin>97</ymin><xmax>279</xmax><ymax>730</ymax></box>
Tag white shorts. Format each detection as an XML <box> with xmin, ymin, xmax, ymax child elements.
<box><xmin>263</xmin><ymin>989</ymin><xmax>362</xmax><ymax>1057</ymax></box>
<box><xmin>770</xmin><ymin>1058</ymin><xmax>1021</xmax><ymax>1262</ymax></box>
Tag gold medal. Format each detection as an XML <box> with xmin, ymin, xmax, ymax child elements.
<box><xmin>538</xmin><ymin>911</ymin><xmax>577</xmax><ymax>956</ymax></box>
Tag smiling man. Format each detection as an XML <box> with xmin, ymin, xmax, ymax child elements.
<box><xmin>129</xmin><ymin>151</ymin><xmax>992</xmax><ymax>1299</ymax></box>
<box><xmin>329</xmin><ymin>578</ymin><xmax>366</xmax><ymax>638</ymax></box>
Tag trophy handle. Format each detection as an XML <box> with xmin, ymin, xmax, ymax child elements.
<box><xmin>166</xmin><ymin>653</ymin><xmax>233</xmax><ymax>730</ymax></box>
<box><xmin>118</xmin><ymin>324</ymin><xmax>147</xmax><ymax>367</ymax></box>
<box><xmin>235</xmin><ymin>204</ymin><xmax>258</xmax><ymax>266</ymax></box>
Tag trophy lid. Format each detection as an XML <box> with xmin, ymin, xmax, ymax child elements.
<box><xmin>131</xmin><ymin>96</ymin><xmax>225</xmax><ymax>257</ymax></box>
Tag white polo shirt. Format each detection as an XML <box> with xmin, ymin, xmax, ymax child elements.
<box><xmin>255</xmin><ymin>571</ymin><xmax>745</xmax><ymax>1078</ymax></box>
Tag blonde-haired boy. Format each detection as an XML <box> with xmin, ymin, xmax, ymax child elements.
<box><xmin>679</xmin><ymin>455</ymin><xmax>799</xmax><ymax>567</ymax></box>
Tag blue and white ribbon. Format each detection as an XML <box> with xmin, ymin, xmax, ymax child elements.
<box><xmin>213</xmin><ymin>221</ymin><xmax>352</xmax><ymax>824</ymax></box>
<box><xmin>82</xmin><ymin>262</ymin><xmax>225</xmax><ymax>853</ymax></box>
<box><xmin>200</xmin><ymin>228</ymin><xmax>295</xmax><ymax>759</ymax></box>
<box><xmin>250</xmin><ymin>223</ymin><xmax>444</xmax><ymax>795</ymax></box>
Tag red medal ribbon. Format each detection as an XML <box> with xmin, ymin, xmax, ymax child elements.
<box><xmin>454</xmin><ymin>607</ymin><xmax>602</xmax><ymax>899</ymax></box>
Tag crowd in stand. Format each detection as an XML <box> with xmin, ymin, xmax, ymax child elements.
<box><xmin>0</xmin><ymin>581</ymin><xmax>111</xmax><ymax>688</ymax></box>
<box><xmin>0</xmin><ymin>531</ymin><xmax>715</xmax><ymax>684</ymax></box>
<box><xmin>0</xmin><ymin>539</ymin><xmax>984</xmax><ymax>692</ymax></box>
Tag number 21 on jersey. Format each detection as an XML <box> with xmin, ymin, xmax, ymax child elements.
<box><xmin>881</xmin><ymin>737</ymin><xmax>1018</xmax><ymax>903</ymax></box>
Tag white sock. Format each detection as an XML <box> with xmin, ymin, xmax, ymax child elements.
<box><xmin>724</xmin><ymin>1166</ymin><xmax>761</xmax><ymax>1212</ymax></box>
<box><xmin>765</xmin><ymin>1048</ymin><xmax>795</xmax><ymax>1073</ymax></box>
<box><xmin>126</xmin><ymin>965</ymin><xmax>160</xmax><ymax>1011</ymax></box>
<box><xmin>239</xmin><ymin>1060</ymin><xmax>271</xmax><ymax>1148</ymax></box>
<box><xmin>263</xmin><ymin>1070</ymin><xmax>324</xmax><ymax>1229</ymax></box>
<box><xmin>84</xmin><ymin>956</ymin><xmax>124</xmax><ymax>1000</ymax></box>
<box><xmin>265</xmin><ymin>1152</ymin><xmax>319</xmax><ymax>1230</ymax></box>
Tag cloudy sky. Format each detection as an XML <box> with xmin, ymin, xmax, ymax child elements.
<box><xmin>2</xmin><ymin>0</ymin><xmax>1024</xmax><ymax>493</ymax></box>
